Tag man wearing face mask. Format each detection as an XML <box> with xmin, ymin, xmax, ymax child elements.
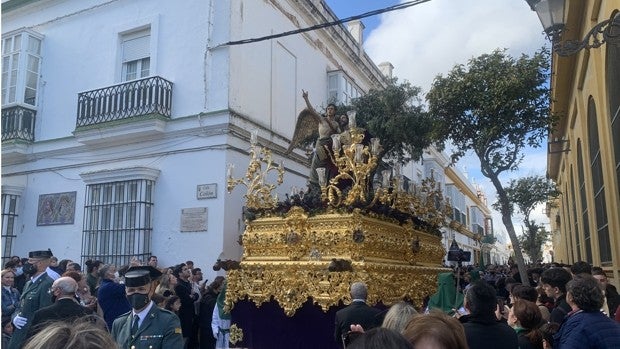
<box><xmin>7</xmin><ymin>249</ymin><xmax>54</xmax><ymax>349</ymax></box>
<box><xmin>112</xmin><ymin>265</ymin><xmax>183</xmax><ymax>349</ymax></box>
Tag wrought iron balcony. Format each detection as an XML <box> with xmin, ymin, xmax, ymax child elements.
<box><xmin>76</xmin><ymin>76</ymin><xmax>172</xmax><ymax>127</ymax></box>
<box><xmin>1</xmin><ymin>105</ymin><xmax>36</xmax><ymax>142</ymax></box>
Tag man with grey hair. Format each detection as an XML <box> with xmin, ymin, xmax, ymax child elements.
<box><xmin>334</xmin><ymin>281</ymin><xmax>382</xmax><ymax>347</ymax></box>
<box><xmin>554</xmin><ymin>275</ymin><xmax>620</xmax><ymax>348</ymax></box>
<box><xmin>27</xmin><ymin>276</ymin><xmax>93</xmax><ymax>338</ymax></box>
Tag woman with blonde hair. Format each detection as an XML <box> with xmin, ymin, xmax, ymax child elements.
<box><xmin>381</xmin><ymin>301</ymin><xmax>418</xmax><ymax>333</ymax></box>
<box><xmin>22</xmin><ymin>319</ymin><xmax>115</xmax><ymax>349</ymax></box>
<box><xmin>402</xmin><ymin>311</ymin><xmax>468</xmax><ymax>349</ymax></box>
<box><xmin>155</xmin><ymin>272</ymin><xmax>177</xmax><ymax>297</ymax></box>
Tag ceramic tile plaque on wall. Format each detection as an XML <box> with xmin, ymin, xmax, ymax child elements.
<box><xmin>37</xmin><ymin>191</ymin><xmax>77</xmax><ymax>226</ymax></box>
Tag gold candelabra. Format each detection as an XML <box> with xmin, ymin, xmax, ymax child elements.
<box><xmin>316</xmin><ymin>123</ymin><xmax>451</xmax><ymax>231</ymax></box>
<box><xmin>316</xmin><ymin>126</ymin><xmax>381</xmax><ymax>206</ymax></box>
<box><xmin>227</xmin><ymin>130</ymin><xmax>284</xmax><ymax>210</ymax></box>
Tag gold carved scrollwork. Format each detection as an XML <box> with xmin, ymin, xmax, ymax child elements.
<box><xmin>226</xmin><ymin>212</ymin><xmax>450</xmax><ymax>316</ymax></box>
<box><xmin>283</xmin><ymin>207</ymin><xmax>310</xmax><ymax>260</ymax></box>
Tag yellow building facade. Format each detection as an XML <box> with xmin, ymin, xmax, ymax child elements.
<box><xmin>547</xmin><ymin>0</ymin><xmax>619</xmax><ymax>287</ymax></box>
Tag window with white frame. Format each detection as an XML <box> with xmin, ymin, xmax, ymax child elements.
<box><xmin>327</xmin><ymin>70</ymin><xmax>362</xmax><ymax>105</ymax></box>
<box><xmin>470</xmin><ymin>206</ymin><xmax>485</xmax><ymax>235</ymax></box>
<box><xmin>446</xmin><ymin>184</ymin><xmax>466</xmax><ymax>225</ymax></box>
<box><xmin>82</xmin><ymin>179</ymin><xmax>154</xmax><ymax>267</ymax></box>
<box><xmin>1</xmin><ymin>30</ymin><xmax>42</xmax><ymax>107</ymax></box>
<box><xmin>121</xmin><ymin>28</ymin><xmax>150</xmax><ymax>82</ymax></box>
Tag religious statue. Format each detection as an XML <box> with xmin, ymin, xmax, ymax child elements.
<box><xmin>287</xmin><ymin>90</ymin><xmax>341</xmax><ymax>192</ymax></box>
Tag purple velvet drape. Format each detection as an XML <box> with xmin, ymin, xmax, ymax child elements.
<box><xmin>230</xmin><ymin>298</ymin><xmax>386</xmax><ymax>349</ymax></box>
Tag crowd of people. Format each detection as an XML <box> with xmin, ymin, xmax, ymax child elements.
<box><xmin>336</xmin><ymin>262</ymin><xmax>620</xmax><ymax>349</ymax></box>
<box><xmin>1</xmin><ymin>250</ymin><xmax>227</xmax><ymax>349</ymax></box>
<box><xmin>3</xmin><ymin>249</ymin><xmax>620</xmax><ymax>349</ymax></box>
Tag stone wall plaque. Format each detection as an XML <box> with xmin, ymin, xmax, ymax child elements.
<box><xmin>180</xmin><ymin>207</ymin><xmax>208</xmax><ymax>232</ymax></box>
<box><xmin>197</xmin><ymin>184</ymin><xmax>217</xmax><ymax>199</ymax></box>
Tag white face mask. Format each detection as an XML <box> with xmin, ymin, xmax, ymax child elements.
<box><xmin>14</xmin><ymin>267</ymin><xmax>23</xmax><ymax>276</ymax></box>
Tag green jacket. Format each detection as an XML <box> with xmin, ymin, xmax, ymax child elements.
<box><xmin>111</xmin><ymin>302</ymin><xmax>183</xmax><ymax>349</ymax></box>
<box><xmin>7</xmin><ymin>273</ymin><xmax>54</xmax><ymax>349</ymax></box>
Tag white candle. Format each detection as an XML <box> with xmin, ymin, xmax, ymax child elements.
<box><xmin>316</xmin><ymin>167</ymin><xmax>327</xmax><ymax>186</ymax></box>
<box><xmin>347</xmin><ymin>110</ymin><xmax>357</xmax><ymax>129</ymax></box>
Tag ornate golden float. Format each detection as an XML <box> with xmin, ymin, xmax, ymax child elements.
<box><xmin>226</xmin><ymin>124</ymin><xmax>450</xmax><ymax>317</ymax></box>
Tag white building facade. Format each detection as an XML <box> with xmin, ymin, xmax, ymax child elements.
<box><xmin>2</xmin><ymin>0</ymin><xmax>497</xmax><ymax>275</ymax></box>
<box><xmin>1</xmin><ymin>0</ymin><xmax>387</xmax><ymax>274</ymax></box>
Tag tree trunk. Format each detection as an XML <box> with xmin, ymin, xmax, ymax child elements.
<box><xmin>488</xmin><ymin>174</ymin><xmax>530</xmax><ymax>287</ymax></box>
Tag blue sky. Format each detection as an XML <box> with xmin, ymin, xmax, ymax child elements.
<box><xmin>325</xmin><ymin>0</ymin><xmax>552</xmax><ymax>241</ymax></box>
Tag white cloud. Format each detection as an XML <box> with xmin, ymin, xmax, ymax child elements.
<box><xmin>363</xmin><ymin>0</ymin><xmax>552</xmax><ymax>240</ymax></box>
<box><xmin>364</xmin><ymin>0</ymin><xmax>548</xmax><ymax>94</ymax></box>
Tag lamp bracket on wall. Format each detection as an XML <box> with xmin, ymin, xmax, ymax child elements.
<box><xmin>548</xmin><ymin>138</ymin><xmax>570</xmax><ymax>154</ymax></box>
<box><xmin>552</xmin><ymin>14</ymin><xmax>620</xmax><ymax>57</ymax></box>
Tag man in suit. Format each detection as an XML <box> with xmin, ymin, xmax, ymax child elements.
<box><xmin>334</xmin><ymin>281</ymin><xmax>382</xmax><ymax>347</ymax></box>
<box><xmin>27</xmin><ymin>276</ymin><xmax>93</xmax><ymax>337</ymax></box>
<box><xmin>112</xmin><ymin>265</ymin><xmax>183</xmax><ymax>349</ymax></box>
<box><xmin>8</xmin><ymin>249</ymin><xmax>54</xmax><ymax>349</ymax></box>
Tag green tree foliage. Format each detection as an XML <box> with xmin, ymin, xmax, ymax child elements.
<box><xmin>518</xmin><ymin>224</ymin><xmax>550</xmax><ymax>263</ymax></box>
<box><xmin>345</xmin><ymin>79</ymin><xmax>439</xmax><ymax>164</ymax></box>
<box><xmin>497</xmin><ymin>175</ymin><xmax>561</xmax><ymax>262</ymax></box>
<box><xmin>427</xmin><ymin>48</ymin><xmax>552</xmax><ymax>285</ymax></box>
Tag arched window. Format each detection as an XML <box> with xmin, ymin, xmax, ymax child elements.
<box><xmin>607</xmin><ymin>12</ymin><xmax>620</xmax><ymax>198</ymax></box>
<box><xmin>587</xmin><ymin>98</ymin><xmax>610</xmax><ymax>264</ymax></box>
<box><xmin>569</xmin><ymin>165</ymin><xmax>579</xmax><ymax>262</ymax></box>
<box><xmin>576</xmin><ymin>142</ymin><xmax>587</xmax><ymax>262</ymax></box>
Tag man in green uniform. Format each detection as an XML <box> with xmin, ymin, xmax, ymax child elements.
<box><xmin>111</xmin><ymin>265</ymin><xmax>183</xmax><ymax>349</ymax></box>
<box><xmin>8</xmin><ymin>249</ymin><xmax>54</xmax><ymax>349</ymax></box>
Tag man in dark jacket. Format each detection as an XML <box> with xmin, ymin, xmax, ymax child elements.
<box><xmin>458</xmin><ymin>280</ymin><xmax>518</xmax><ymax>349</ymax></box>
<box><xmin>334</xmin><ymin>281</ymin><xmax>382</xmax><ymax>347</ymax></box>
<box><xmin>541</xmin><ymin>267</ymin><xmax>573</xmax><ymax>324</ymax></box>
<box><xmin>27</xmin><ymin>276</ymin><xmax>92</xmax><ymax>337</ymax></box>
<box><xmin>174</xmin><ymin>264</ymin><xmax>199</xmax><ymax>348</ymax></box>
<box><xmin>198</xmin><ymin>276</ymin><xmax>224</xmax><ymax>349</ymax></box>
<box><xmin>592</xmin><ymin>268</ymin><xmax>620</xmax><ymax>318</ymax></box>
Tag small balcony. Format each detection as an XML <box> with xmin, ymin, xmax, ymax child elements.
<box><xmin>74</xmin><ymin>76</ymin><xmax>172</xmax><ymax>145</ymax></box>
<box><xmin>1</xmin><ymin>105</ymin><xmax>36</xmax><ymax>142</ymax></box>
<box><xmin>1</xmin><ymin>105</ymin><xmax>36</xmax><ymax>164</ymax></box>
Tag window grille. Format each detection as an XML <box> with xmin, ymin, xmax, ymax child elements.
<box><xmin>1</xmin><ymin>194</ymin><xmax>18</xmax><ymax>266</ymax></box>
<box><xmin>82</xmin><ymin>179</ymin><xmax>153</xmax><ymax>267</ymax></box>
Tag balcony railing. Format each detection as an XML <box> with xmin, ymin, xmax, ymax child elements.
<box><xmin>1</xmin><ymin>105</ymin><xmax>36</xmax><ymax>142</ymax></box>
<box><xmin>76</xmin><ymin>76</ymin><xmax>172</xmax><ymax>127</ymax></box>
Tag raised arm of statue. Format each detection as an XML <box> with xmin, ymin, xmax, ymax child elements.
<box><xmin>301</xmin><ymin>90</ymin><xmax>321</xmax><ymax>122</ymax></box>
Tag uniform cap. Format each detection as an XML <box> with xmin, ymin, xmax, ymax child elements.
<box><xmin>124</xmin><ymin>265</ymin><xmax>162</xmax><ymax>287</ymax></box>
<box><xmin>28</xmin><ymin>249</ymin><xmax>53</xmax><ymax>258</ymax></box>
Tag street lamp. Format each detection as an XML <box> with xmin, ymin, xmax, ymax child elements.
<box><xmin>526</xmin><ymin>0</ymin><xmax>620</xmax><ymax>56</ymax></box>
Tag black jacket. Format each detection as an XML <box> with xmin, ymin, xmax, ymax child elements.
<box><xmin>550</xmin><ymin>295</ymin><xmax>572</xmax><ymax>324</ymax></box>
<box><xmin>28</xmin><ymin>298</ymin><xmax>93</xmax><ymax>337</ymax></box>
<box><xmin>459</xmin><ymin>314</ymin><xmax>518</xmax><ymax>349</ymax></box>
<box><xmin>334</xmin><ymin>301</ymin><xmax>382</xmax><ymax>344</ymax></box>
